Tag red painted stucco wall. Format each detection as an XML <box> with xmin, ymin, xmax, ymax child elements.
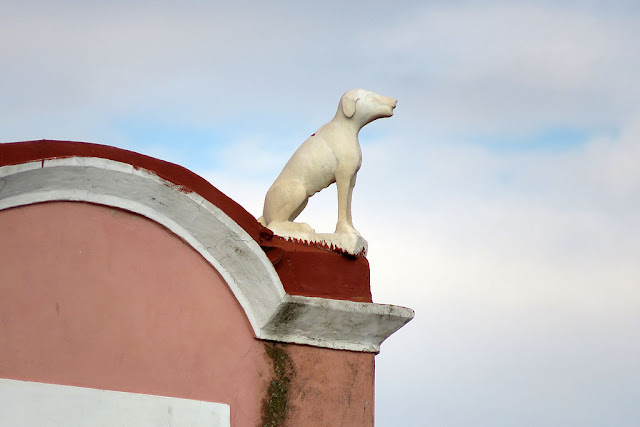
<box><xmin>0</xmin><ymin>202</ymin><xmax>374</xmax><ymax>426</ymax></box>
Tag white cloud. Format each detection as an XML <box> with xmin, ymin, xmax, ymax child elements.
<box><xmin>363</xmin><ymin>2</ymin><xmax>640</xmax><ymax>134</ymax></box>
<box><xmin>4</xmin><ymin>1</ymin><xmax>639</xmax><ymax>142</ymax></box>
<box><xmin>198</xmin><ymin>109</ymin><xmax>640</xmax><ymax>424</ymax></box>
<box><xmin>362</xmin><ymin>119</ymin><xmax>640</xmax><ymax>424</ymax></box>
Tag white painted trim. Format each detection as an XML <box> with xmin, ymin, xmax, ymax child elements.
<box><xmin>0</xmin><ymin>378</ymin><xmax>231</xmax><ymax>426</ymax></box>
<box><xmin>263</xmin><ymin>294</ymin><xmax>415</xmax><ymax>352</ymax></box>
<box><xmin>0</xmin><ymin>157</ymin><xmax>414</xmax><ymax>352</ymax></box>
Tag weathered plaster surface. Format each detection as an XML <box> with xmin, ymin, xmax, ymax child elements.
<box><xmin>258</xmin><ymin>342</ymin><xmax>375</xmax><ymax>427</ymax></box>
<box><xmin>283</xmin><ymin>344</ymin><xmax>375</xmax><ymax>426</ymax></box>
<box><xmin>261</xmin><ymin>240</ymin><xmax>373</xmax><ymax>302</ymax></box>
<box><xmin>0</xmin><ymin>202</ymin><xmax>270</xmax><ymax>426</ymax></box>
<box><xmin>0</xmin><ymin>154</ymin><xmax>414</xmax><ymax>352</ymax></box>
<box><xmin>261</xmin><ymin>343</ymin><xmax>295</xmax><ymax>426</ymax></box>
<box><xmin>0</xmin><ymin>203</ymin><xmax>376</xmax><ymax>426</ymax></box>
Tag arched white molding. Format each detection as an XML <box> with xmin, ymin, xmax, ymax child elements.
<box><xmin>0</xmin><ymin>157</ymin><xmax>413</xmax><ymax>353</ymax></box>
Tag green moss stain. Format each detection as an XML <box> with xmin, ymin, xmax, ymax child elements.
<box><xmin>269</xmin><ymin>302</ymin><xmax>304</xmax><ymax>325</ymax></box>
<box><xmin>261</xmin><ymin>343</ymin><xmax>295</xmax><ymax>427</ymax></box>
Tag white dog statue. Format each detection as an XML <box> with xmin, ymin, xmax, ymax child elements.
<box><xmin>258</xmin><ymin>89</ymin><xmax>397</xmax><ymax>255</ymax></box>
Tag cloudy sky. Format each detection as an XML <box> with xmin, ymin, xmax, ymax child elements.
<box><xmin>2</xmin><ymin>0</ymin><xmax>639</xmax><ymax>425</ymax></box>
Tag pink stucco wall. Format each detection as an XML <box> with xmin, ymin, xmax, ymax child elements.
<box><xmin>0</xmin><ymin>202</ymin><xmax>374</xmax><ymax>426</ymax></box>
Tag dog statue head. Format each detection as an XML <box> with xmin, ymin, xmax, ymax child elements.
<box><xmin>338</xmin><ymin>89</ymin><xmax>397</xmax><ymax>127</ymax></box>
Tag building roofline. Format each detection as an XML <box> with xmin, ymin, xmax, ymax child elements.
<box><xmin>0</xmin><ymin>141</ymin><xmax>414</xmax><ymax>352</ymax></box>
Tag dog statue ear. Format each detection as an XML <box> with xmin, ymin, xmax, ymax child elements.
<box><xmin>342</xmin><ymin>92</ymin><xmax>359</xmax><ymax>118</ymax></box>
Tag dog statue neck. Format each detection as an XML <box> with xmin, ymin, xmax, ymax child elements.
<box><xmin>332</xmin><ymin>112</ymin><xmax>365</xmax><ymax>135</ymax></box>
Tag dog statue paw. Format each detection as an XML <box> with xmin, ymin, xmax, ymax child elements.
<box><xmin>258</xmin><ymin>89</ymin><xmax>397</xmax><ymax>256</ymax></box>
<box><xmin>264</xmin><ymin>220</ymin><xmax>315</xmax><ymax>236</ymax></box>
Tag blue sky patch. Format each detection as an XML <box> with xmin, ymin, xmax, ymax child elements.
<box><xmin>113</xmin><ymin>115</ymin><xmax>313</xmax><ymax>172</ymax></box>
<box><xmin>467</xmin><ymin>127</ymin><xmax>598</xmax><ymax>153</ymax></box>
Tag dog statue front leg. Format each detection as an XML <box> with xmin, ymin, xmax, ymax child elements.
<box><xmin>335</xmin><ymin>172</ymin><xmax>359</xmax><ymax>236</ymax></box>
